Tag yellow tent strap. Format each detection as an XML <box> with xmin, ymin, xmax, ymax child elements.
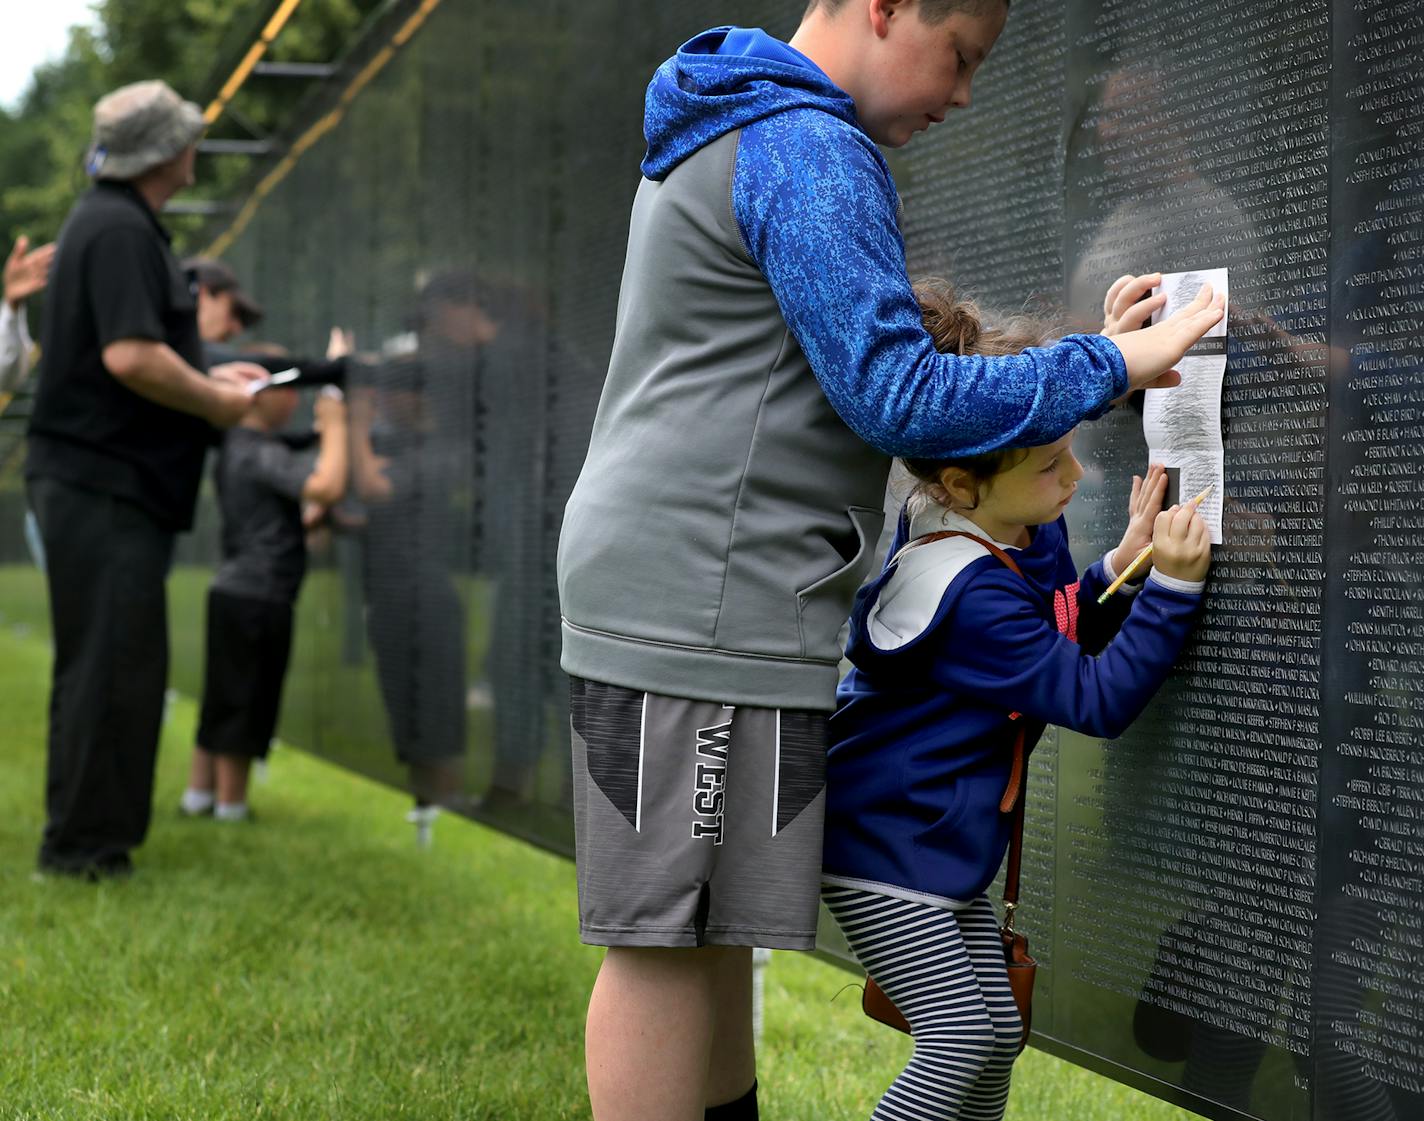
<box><xmin>206</xmin><ymin>0</ymin><xmax>446</xmax><ymax>258</ymax></box>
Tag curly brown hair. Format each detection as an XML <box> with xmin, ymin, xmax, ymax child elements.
<box><xmin>901</xmin><ymin>277</ymin><xmax>1056</xmax><ymax>510</ymax></box>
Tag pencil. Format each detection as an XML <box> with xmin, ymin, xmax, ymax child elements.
<box><xmin>1096</xmin><ymin>484</ymin><xmax>1215</xmax><ymax>604</ymax></box>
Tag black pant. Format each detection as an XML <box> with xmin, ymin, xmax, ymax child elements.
<box><xmin>28</xmin><ymin>476</ymin><xmax>174</xmax><ymax>871</ymax></box>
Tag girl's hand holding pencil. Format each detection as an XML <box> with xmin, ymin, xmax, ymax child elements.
<box><xmin>1100</xmin><ymin>484</ymin><xmax>1213</xmax><ymax>602</ymax></box>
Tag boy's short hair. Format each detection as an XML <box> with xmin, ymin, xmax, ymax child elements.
<box><xmin>804</xmin><ymin>0</ymin><xmax>1009</xmax><ymax>23</ymax></box>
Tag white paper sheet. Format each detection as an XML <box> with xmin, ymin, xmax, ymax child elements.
<box><xmin>1145</xmin><ymin>268</ymin><xmax>1228</xmax><ymax>544</ymax></box>
<box><xmin>244</xmin><ymin>366</ymin><xmax>300</xmax><ymax>395</ymax></box>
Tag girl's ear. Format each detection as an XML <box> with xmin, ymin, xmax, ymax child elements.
<box><xmin>937</xmin><ymin>466</ymin><xmax>979</xmax><ymax>511</ymax></box>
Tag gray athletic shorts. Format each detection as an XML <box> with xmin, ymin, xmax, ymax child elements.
<box><xmin>570</xmin><ymin>677</ymin><xmax>828</xmax><ymax>949</ymax></box>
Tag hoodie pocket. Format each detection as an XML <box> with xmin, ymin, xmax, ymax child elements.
<box><xmin>796</xmin><ymin>505</ymin><xmax>885</xmax><ymax>660</ymax></box>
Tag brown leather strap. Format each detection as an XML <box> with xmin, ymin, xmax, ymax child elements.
<box><xmin>1001</xmin><ymin>723</ymin><xmax>1027</xmax><ymax>914</ymax></box>
<box><xmin>902</xmin><ymin>530</ymin><xmax>1025</xmax><ymax>578</ymax></box>
<box><xmin>999</xmin><ymin>724</ymin><xmax>1026</xmax><ymax>815</ymax></box>
<box><xmin>896</xmin><ymin>529</ymin><xmax>1028</xmax><ymax>815</ymax></box>
<box><xmin>897</xmin><ymin>528</ymin><xmax>1030</xmax><ymax>914</ymax></box>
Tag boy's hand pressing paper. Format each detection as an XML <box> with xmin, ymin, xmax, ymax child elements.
<box><xmin>1108</xmin><ymin>282</ymin><xmax>1225</xmax><ymax>398</ymax></box>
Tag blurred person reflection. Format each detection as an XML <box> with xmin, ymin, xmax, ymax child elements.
<box><xmin>1066</xmin><ymin>58</ymin><xmax>1257</xmax><ymax>322</ymax></box>
<box><xmin>1070</xmin><ymin>57</ymin><xmax>1403</xmax><ymax>1120</ymax></box>
<box><xmin>429</xmin><ymin>273</ymin><xmax>548</xmax><ymax>815</ymax></box>
<box><xmin>418</xmin><ymin>272</ymin><xmax>591</xmax><ymax>821</ymax></box>
<box><xmin>349</xmin><ymin>327</ymin><xmax>469</xmax><ymax>841</ymax></box>
<box><xmin>25</xmin><ymin>80</ymin><xmax>264</xmax><ymax>880</ymax></box>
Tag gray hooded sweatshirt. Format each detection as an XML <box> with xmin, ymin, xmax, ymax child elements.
<box><xmin>557</xmin><ymin>27</ymin><xmax>1127</xmax><ymax>711</ymax></box>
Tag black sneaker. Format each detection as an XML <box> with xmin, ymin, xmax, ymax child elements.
<box><xmin>36</xmin><ymin>852</ymin><xmax>133</xmax><ymax>882</ymax></box>
<box><xmin>91</xmin><ymin>853</ymin><xmax>134</xmax><ymax>880</ymax></box>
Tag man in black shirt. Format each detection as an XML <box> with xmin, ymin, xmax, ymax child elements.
<box><xmin>26</xmin><ymin>80</ymin><xmax>265</xmax><ymax>880</ymax></box>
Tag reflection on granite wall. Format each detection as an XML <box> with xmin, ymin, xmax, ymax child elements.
<box><xmin>0</xmin><ymin>2</ymin><xmax>1419</xmax><ymax>1119</ymax></box>
<box><xmin>902</xmin><ymin>2</ymin><xmax>1421</xmax><ymax>1119</ymax></box>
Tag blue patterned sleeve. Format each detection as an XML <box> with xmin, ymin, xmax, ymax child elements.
<box><xmin>731</xmin><ymin>109</ymin><xmax>1128</xmax><ymax>458</ymax></box>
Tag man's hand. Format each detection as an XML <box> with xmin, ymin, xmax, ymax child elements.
<box><xmin>208</xmin><ymin>361</ymin><xmax>268</xmax><ymax>427</ymax></box>
<box><xmin>206</xmin><ymin>382</ymin><xmax>255</xmax><ymax>428</ymax></box>
<box><xmin>1107</xmin><ymin>282</ymin><xmax>1225</xmax><ymax>398</ymax></box>
<box><xmin>1112</xmin><ymin>463</ymin><xmax>1168</xmax><ymax>579</ymax></box>
<box><xmin>210</xmin><ymin>360</ymin><xmax>271</xmax><ymax>392</ymax></box>
<box><xmin>102</xmin><ymin>342</ymin><xmax>269</xmax><ymax>427</ymax></box>
<box><xmin>4</xmin><ymin>236</ymin><xmax>56</xmax><ymax>309</ymax></box>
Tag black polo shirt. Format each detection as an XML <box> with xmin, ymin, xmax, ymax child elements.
<box><xmin>26</xmin><ymin>180</ymin><xmax>214</xmax><ymax>532</ymax></box>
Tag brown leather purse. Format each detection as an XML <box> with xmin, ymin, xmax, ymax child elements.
<box><xmin>860</xmin><ymin>530</ymin><xmax>1038</xmax><ymax>1052</ymax></box>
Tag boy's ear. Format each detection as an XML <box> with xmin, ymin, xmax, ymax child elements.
<box><xmin>868</xmin><ymin>0</ymin><xmax>909</xmax><ymax>38</ymax></box>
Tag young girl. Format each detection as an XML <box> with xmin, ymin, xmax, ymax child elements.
<box><xmin>822</xmin><ymin>280</ymin><xmax>1212</xmax><ymax>1121</ymax></box>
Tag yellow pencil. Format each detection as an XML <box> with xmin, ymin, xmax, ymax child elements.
<box><xmin>1097</xmin><ymin>484</ymin><xmax>1215</xmax><ymax>604</ymax></box>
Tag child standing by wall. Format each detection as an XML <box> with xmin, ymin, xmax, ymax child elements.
<box><xmin>557</xmin><ymin>1</ymin><xmax>1223</xmax><ymax>1115</ymax></box>
<box><xmin>821</xmin><ymin>281</ymin><xmax>1212</xmax><ymax>1120</ymax></box>
<box><xmin>180</xmin><ymin>382</ymin><xmax>348</xmax><ymax>821</ymax></box>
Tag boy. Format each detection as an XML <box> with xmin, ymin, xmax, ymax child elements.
<box><xmin>181</xmin><ymin>380</ymin><xmax>347</xmax><ymax>821</ymax></box>
<box><xmin>556</xmin><ymin>2</ymin><xmax>1224</xmax><ymax>1117</ymax></box>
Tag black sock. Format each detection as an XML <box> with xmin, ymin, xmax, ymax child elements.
<box><xmin>705</xmin><ymin>1081</ymin><xmax>758</xmax><ymax>1121</ymax></box>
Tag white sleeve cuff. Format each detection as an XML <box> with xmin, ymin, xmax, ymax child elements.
<box><xmin>1100</xmin><ymin>550</ymin><xmax>1143</xmax><ymax>597</ymax></box>
<box><xmin>1148</xmin><ymin>570</ymin><xmax>1207</xmax><ymax>596</ymax></box>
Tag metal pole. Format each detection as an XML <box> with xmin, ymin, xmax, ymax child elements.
<box><xmin>752</xmin><ymin>947</ymin><xmax>773</xmax><ymax>1043</ymax></box>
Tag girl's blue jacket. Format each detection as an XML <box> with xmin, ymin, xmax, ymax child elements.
<box><xmin>822</xmin><ymin>503</ymin><xmax>1204</xmax><ymax>907</ymax></box>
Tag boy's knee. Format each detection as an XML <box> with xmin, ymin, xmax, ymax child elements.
<box><xmin>602</xmin><ymin>944</ymin><xmax>750</xmax><ymax>987</ymax></box>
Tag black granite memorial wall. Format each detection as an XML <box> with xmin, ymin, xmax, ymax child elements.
<box><xmin>0</xmin><ymin>2</ymin><xmax>1420</xmax><ymax>1118</ymax></box>
<box><xmin>894</xmin><ymin>1</ymin><xmax>1420</xmax><ymax>1117</ymax></box>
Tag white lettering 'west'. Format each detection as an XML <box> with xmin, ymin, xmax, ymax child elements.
<box><xmin>691</xmin><ymin>719</ymin><xmax>730</xmax><ymax>844</ymax></box>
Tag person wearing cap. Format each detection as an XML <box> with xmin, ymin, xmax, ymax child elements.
<box><xmin>185</xmin><ymin>256</ymin><xmax>265</xmax><ymax>357</ymax></box>
<box><xmin>181</xmin><ymin>258</ymin><xmax>355</xmax><ymax>391</ymax></box>
<box><xmin>25</xmin><ymin>79</ymin><xmax>266</xmax><ymax>881</ymax></box>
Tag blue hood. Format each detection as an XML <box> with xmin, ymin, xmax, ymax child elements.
<box><xmin>641</xmin><ymin>26</ymin><xmax>860</xmax><ymax>181</ymax></box>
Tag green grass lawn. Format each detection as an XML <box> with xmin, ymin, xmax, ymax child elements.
<box><xmin>0</xmin><ymin>623</ymin><xmax>1205</xmax><ymax>1120</ymax></box>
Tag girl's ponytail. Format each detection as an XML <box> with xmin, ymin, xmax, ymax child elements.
<box><xmin>903</xmin><ymin>279</ymin><xmax>1060</xmax><ymax>510</ymax></box>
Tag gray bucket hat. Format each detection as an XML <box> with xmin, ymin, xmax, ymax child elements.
<box><xmin>85</xmin><ymin>80</ymin><xmax>206</xmax><ymax>181</ymax></box>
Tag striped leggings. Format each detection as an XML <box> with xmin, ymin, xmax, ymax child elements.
<box><xmin>824</xmin><ymin>887</ymin><xmax>1023</xmax><ymax>1121</ymax></box>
